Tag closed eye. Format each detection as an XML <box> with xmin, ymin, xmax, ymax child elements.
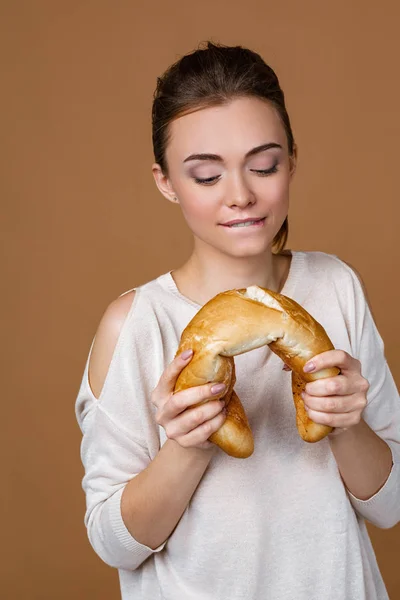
<box><xmin>250</xmin><ymin>164</ymin><xmax>279</xmax><ymax>176</ymax></box>
<box><xmin>194</xmin><ymin>175</ymin><xmax>220</xmax><ymax>185</ymax></box>
<box><xmin>194</xmin><ymin>164</ymin><xmax>278</xmax><ymax>185</ymax></box>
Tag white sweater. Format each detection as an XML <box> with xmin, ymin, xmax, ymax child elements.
<box><xmin>75</xmin><ymin>250</ymin><xmax>400</xmax><ymax>600</ymax></box>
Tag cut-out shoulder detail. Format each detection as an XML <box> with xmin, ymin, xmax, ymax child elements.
<box><xmin>88</xmin><ymin>290</ymin><xmax>136</xmax><ymax>399</ymax></box>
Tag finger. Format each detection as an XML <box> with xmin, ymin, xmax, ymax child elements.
<box><xmin>303</xmin><ymin>350</ymin><xmax>359</xmax><ymax>375</ymax></box>
<box><xmin>302</xmin><ymin>391</ymin><xmax>354</xmax><ymax>414</ymax></box>
<box><xmin>176</xmin><ymin>409</ymin><xmax>227</xmax><ymax>449</ymax></box>
<box><xmin>160</xmin><ymin>381</ymin><xmax>227</xmax><ymax>423</ymax></box>
<box><xmin>155</xmin><ymin>349</ymin><xmax>194</xmax><ymax>398</ymax></box>
<box><xmin>304</xmin><ymin>375</ymin><xmax>348</xmax><ymax>397</ymax></box>
<box><xmin>165</xmin><ymin>399</ymin><xmax>225</xmax><ymax>440</ymax></box>
<box><xmin>304</xmin><ymin>407</ymin><xmax>362</xmax><ymax>429</ymax></box>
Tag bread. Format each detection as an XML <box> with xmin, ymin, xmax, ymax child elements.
<box><xmin>173</xmin><ymin>285</ymin><xmax>340</xmax><ymax>458</ymax></box>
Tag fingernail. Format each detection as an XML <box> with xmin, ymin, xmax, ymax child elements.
<box><xmin>303</xmin><ymin>361</ymin><xmax>315</xmax><ymax>373</ymax></box>
<box><xmin>181</xmin><ymin>349</ymin><xmax>193</xmax><ymax>360</ymax></box>
<box><xmin>211</xmin><ymin>383</ymin><xmax>226</xmax><ymax>394</ymax></box>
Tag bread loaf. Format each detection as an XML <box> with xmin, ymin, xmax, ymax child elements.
<box><xmin>174</xmin><ymin>285</ymin><xmax>339</xmax><ymax>458</ymax></box>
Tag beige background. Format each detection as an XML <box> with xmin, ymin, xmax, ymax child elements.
<box><xmin>2</xmin><ymin>1</ymin><xmax>399</xmax><ymax>598</ymax></box>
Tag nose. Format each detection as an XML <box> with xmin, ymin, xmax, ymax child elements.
<box><xmin>226</xmin><ymin>171</ymin><xmax>255</xmax><ymax>208</ymax></box>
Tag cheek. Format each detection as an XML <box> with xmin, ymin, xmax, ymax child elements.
<box><xmin>175</xmin><ymin>188</ymin><xmax>215</xmax><ymax>225</ymax></box>
<box><xmin>255</xmin><ymin>176</ymin><xmax>290</xmax><ymax>210</ymax></box>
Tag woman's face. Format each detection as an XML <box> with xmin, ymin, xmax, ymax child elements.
<box><xmin>153</xmin><ymin>96</ymin><xmax>296</xmax><ymax>258</ymax></box>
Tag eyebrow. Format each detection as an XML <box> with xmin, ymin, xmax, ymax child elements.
<box><xmin>183</xmin><ymin>142</ymin><xmax>283</xmax><ymax>163</ymax></box>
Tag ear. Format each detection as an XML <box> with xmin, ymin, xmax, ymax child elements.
<box><xmin>289</xmin><ymin>143</ymin><xmax>298</xmax><ymax>179</ymax></box>
<box><xmin>152</xmin><ymin>163</ymin><xmax>179</xmax><ymax>204</ymax></box>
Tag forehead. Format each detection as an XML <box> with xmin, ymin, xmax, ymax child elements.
<box><xmin>166</xmin><ymin>96</ymin><xmax>287</xmax><ymax>161</ymax></box>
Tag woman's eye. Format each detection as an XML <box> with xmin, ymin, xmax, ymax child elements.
<box><xmin>251</xmin><ymin>164</ymin><xmax>279</xmax><ymax>176</ymax></box>
<box><xmin>194</xmin><ymin>164</ymin><xmax>278</xmax><ymax>185</ymax></box>
<box><xmin>194</xmin><ymin>175</ymin><xmax>220</xmax><ymax>185</ymax></box>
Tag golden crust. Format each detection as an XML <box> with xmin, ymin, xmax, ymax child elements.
<box><xmin>174</xmin><ymin>286</ymin><xmax>339</xmax><ymax>457</ymax></box>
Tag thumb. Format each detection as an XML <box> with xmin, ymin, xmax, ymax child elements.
<box><xmin>156</xmin><ymin>349</ymin><xmax>194</xmax><ymax>397</ymax></box>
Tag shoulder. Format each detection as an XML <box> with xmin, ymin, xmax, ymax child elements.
<box><xmin>302</xmin><ymin>250</ymin><xmax>364</xmax><ymax>282</ymax></box>
<box><xmin>88</xmin><ymin>290</ymin><xmax>137</xmax><ymax>399</ymax></box>
<box><xmin>301</xmin><ymin>250</ymin><xmax>372</xmax><ymax>308</ymax></box>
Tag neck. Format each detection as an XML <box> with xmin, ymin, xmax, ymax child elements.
<box><xmin>172</xmin><ymin>239</ymin><xmax>291</xmax><ymax>306</ymax></box>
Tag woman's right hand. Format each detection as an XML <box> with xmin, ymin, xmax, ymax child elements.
<box><xmin>151</xmin><ymin>350</ymin><xmax>227</xmax><ymax>451</ymax></box>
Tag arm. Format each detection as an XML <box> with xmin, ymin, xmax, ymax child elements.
<box><xmin>328</xmin><ymin>418</ymin><xmax>393</xmax><ymax>501</ymax></box>
<box><xmin>301</xmin><ymin>262</ymin><xmax>400</xmax><ymax>528</ymax></box>
<box><xmin>76</xmin><ymin>291</ymin><xmax>225</xmax><ymax>569</ymax></box>
<box><xmin>336</xmin><ymin>261</ymin><xmax>399</xmax><ymax>514</ymax></box>
<box><xmin>121</xmin><ymin>439</ymin><xmax>215</xmax><ymax>550</ymax></box>
<box><xmin>302</xmin><ymin>345</ymin><xmax>394</xmax><ymax>504</ymax></box>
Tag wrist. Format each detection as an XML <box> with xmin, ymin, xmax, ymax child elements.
<box><xmin>164</xmin><ymin>438</ymin><xmax>217</xmax><ymax>466</ymax></box>
<box><xmin>328</xmin><ymin>419</ymin><xmax>364</xmax><ymax>446</ymax></box>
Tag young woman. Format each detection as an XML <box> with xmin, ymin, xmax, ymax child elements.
<box><xmin>75</xmin><ymin>42</ymin><xmax>400</xmax><ymax>599</ymax></box>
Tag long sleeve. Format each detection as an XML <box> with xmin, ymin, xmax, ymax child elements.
<box><xmin>341</xmin><ymin>263</ymin><xmax>400</xmax><ymax>528</ymax></box>
<box><xmin>75</xmin><ymin>356</ymin><xmax>167</xmax><ymax>570</ymax></box>
<box><xmin>74</xmin><ymin>287</ymin><xmax>171</xmax><ymax>571</ymax></box>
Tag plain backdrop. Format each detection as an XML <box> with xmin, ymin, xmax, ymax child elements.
<box><xmin>2</xmin><ymin>1</ymin><xmax>399</xmax><ymax>598</ymax></box>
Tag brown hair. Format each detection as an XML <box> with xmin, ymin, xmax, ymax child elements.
<box><xmin>152</xmin><ymin>41</ymin><xmax>296</xmax><ymax>254</ymax></box>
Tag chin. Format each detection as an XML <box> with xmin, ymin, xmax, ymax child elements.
<box><xmin>221</xmin><ymin>241</ymin><xmax>272</xmax><ymax>259</ymax></box>
<box><xmin>193</xmin><ymin>228</ymin><xmax>273</xmax><ymax>257</ymax></box>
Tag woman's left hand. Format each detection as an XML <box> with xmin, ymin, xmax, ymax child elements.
<box><xmin>283</xmin><ymin>350</ymin><xmax>370</xmax><ymax>436</ymax></box>
<box><xmin>302</xmin><ymin>350</ymin><xmax>370</xmax><ymax>435</ymax></box>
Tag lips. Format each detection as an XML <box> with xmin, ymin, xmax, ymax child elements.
<box><xmin>221</xmin><ymin>217</ymin><xmax>265</xmax><ymax>227</ymax></box>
